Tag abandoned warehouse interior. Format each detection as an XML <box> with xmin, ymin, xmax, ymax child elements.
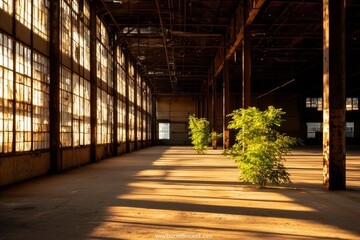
<box><xmin>0</xmin><ymin>0</ymin><xmax>359</xmax><ymax>191</ymax></box>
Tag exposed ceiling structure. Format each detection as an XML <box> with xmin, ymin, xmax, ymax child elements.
<box><xmin>96</xmin><ymin>0</ymin><xmax>360</xmax><ymax>96</ymax></box>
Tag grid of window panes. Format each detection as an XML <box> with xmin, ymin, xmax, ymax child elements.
<box><xmin>60</xmin><ymin>67</ymin><xmax>72</xmax><ymax>147</ymax></box>
<box><xmin>33</xmin><ymin>0</ymin><xmax>49</xmax><ymax>40</ymax></box>
<box><xmin>0</xmin><ymin>0</ymin><xmax>13</xmax><ymax>15</ymax></box>
<box><xmin>136</xmin><ymin>75</ymin><xmax>141</xmax><ymax>140</ymax></box>
<box><xmin>0</xmin><ymin>33</ymin><xmax>14</xmax><ymax>153</ymax></box>
<box><xmin>32</xmin><ymin>52</ymin><xmax>50</xmax><ymax>150</ymax></box>
<box><xmin>142</xmin><ymin>82</ymin><xmax>147</xmax><ymax>140</ymax></box>
<box><xmin>97</xmin><ymin>90</ymin><xmax>113</xmax><ymax>144</ymax></box>
<box><xmin>96</xmin><ymin>16</ymin><xmax>113</xmax><ymax>144</ymax></box>
<box><xmin>96</xmin><ymin>17</ymin><xmax>113</xmax><ymax>89</ymax></box>
<box><xmin>117</xmin><ymin>100</ymin><xmax>126</xmax><ymax>142</ymax></box>
<box><xmin>306</xmin><ymin>97</ymin><xmax>322</xmax><ymax>111</ymax></box>
<box><xmin>346</xmin><ymin>98</ymin><xmax>359</xmax><ymax>111</ymax></box>
<box><xmin>15</xmin><ymin>43</ymin><xmax>32</xmax><ymax>151</ymax></box>
<box><xmin>72</xmin><ymin>74</ymin><xmax>91</xmax><ymax>146</ymax></box>
<box><xmin>16</xmin><ymin>0</ymin><xmax>32</xmax><ymax>29</ymax></box>
<box><xmin>83</xmin><ymin>1</ymin><xmax>90</xmax><ymax>71</ymax></box>
<box><xmin>116</xmin><ymin>46</ymin><xmax>126</xmax><ymax>142</ymax></box>
<box><xmin>129</xmin><ymin>65</ymin><xmax>135</xmax><ymax>141</ymax></box>
<box><xmin>147</xmin><ymin>89</ymin><xmax>152</xmax><ymax>140</ymax></box>
<box><xmin>306</xmin><ymin>122</ymin><xmax>322</xmax><ymax>139</ymax></box>
<box><xmin>72</xmin><ymin>1</ymin><xmax>80</xmax><ymax>65</ymax></box>
<box><xmin>61</xmin><ymin>0</ymin><xmax>71</xmax><ymax>56</ymax></box>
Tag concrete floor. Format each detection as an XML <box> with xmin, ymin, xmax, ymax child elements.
<box><xmin>0</xmin><ymin>146</ymin><xmax>359</xmax><ymax>240</ymax></box>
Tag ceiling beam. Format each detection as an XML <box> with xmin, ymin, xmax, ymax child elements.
<box><xmin>212</xmin><ymin>0</ymin><xmax>267</xmax><ymax>79</ymax></box>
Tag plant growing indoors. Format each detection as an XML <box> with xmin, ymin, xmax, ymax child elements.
<box><xmin>188</xmin><ymin>115</ymin><xmax>211</xmax><ymax>154</ymax></box>
<box><xmin>227</xmin><ymin>106</ymin><xmax>298</xmax><ymax>188</ymax></box>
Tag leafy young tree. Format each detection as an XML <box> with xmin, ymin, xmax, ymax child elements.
<box><xmin>227</xmin><ymin>106</ymin><xmax>298</xmax><ymax>188</ymax></box>
<box><xmin>188</xmin><ymin>115</ymin><xmax>211</xmax><ymax>154</ymax></box>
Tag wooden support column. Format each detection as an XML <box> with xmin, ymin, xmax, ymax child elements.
<box><xmin>113</xmin><ymin>40</ymin><xmax>118</xmax><ymax>156</ymax></box>
<box><xmin>211</xmin><ymin>75</ymin><xmax>217</xmax><ymax>149</ymax></box>
<box><xmin>151</xmin><ymin>94</ymin><xmax>157</xmax><ymax>145</ymax></box>
<box><xmin>125</xmin><ymin>58</ymin><xmax>130</xmax><ymax>152</ymax></box>
<box><xmin>223</xmin><ymin>60</ymin><xmax>230</xmax><ymax>149</ymax></box>
<box><xmin>205</xmin><ymin>85</ymin><xmax>209</xmax><ymax>120</ymax></box>
<box><xmin>90</xmin><ymin>3</ymin><xmax>97</xmax><ymax>162</ymax></box>
<box><xmin>49</xmin><ymin>0</ymin><xmax>61</xmax><ymax>173</ymax></box>
<box><xmin>134</xmin><ymin>70</ymin><xmax>138</xmax><ymax>151</ymax></box>
<box><xmin>323</xmin><ymin>0</ymin><xmax>346</xmax><ymax>190</ymax></box>
<box><xmin>242</xmin><ymin>25</ymin><xmax>251</xmax><ymax>108</ymax></box>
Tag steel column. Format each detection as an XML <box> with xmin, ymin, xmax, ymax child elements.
<box><xmin>49</xmin><ymin>0</ymin><xmax>61</xmax><ymax>172</ymax></box>
<box><xmin>242</xmin><ymin>25</ymin><xmax>251</xmax><ymax>108</ymax></box>
<box><xmin>223</xmin><ymin>60</ymin><xmax>230</xmax><ymax>149</ymax></box>
<box><xmin>90</xmin><ymin>3</ymin><xmax>97</xmax><ymax>162</ymax></box>
<box><xmin>322</xmin><ymin>0</ymin><xmax>346</xmax><ymax>190</ymax></box>
<box><xmin>113</xmin><ymin>39</ymin><xmax>118</xmax><ymax>156</ymax></box>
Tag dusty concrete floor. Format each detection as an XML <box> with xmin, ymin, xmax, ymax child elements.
<box><xmin>0</xmin><ymin>146</ymin><xmax>360</xmax><ymax>240</ymax></box>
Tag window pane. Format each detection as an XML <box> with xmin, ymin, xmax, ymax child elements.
<box><xmin>159</xmin><ymin>123</ymin><xmax>170</xmax><ymax>140</ymax></box>
<box><xmin>346</xmin><ymin>122</ymin><xmax>354</xmax><ymax>138</ymax></box>
<box><xmin>306</xmin><ymin>122</ymin><xmax>322</xmax><ymax>139</ymax></box>
<box><xmin>33</xmin><ymin>0</ymin><xmax>49</xmax><ymax>40</ymax></box>
<box><xmin>0</xmin><ymin>0</ymin><xmax>13</xmax><ymax>15</ymax></box>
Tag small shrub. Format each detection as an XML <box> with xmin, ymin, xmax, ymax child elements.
<box><xmin>227</xmin><ymin>106</ymin><xmax>298</xmax><ymax>188</ymax></box>
<box><xmin>188</xmin><ymin>115</ymin><xmax>211</xmax><ymax>154</ymax></box>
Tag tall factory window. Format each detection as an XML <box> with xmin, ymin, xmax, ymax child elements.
<box><xmin>61</xmin><ymin>0</ymin><xmax>71</xmax><ymax>56</ymax></box>
<box><xmin>32</xmin><ymin>52</ymin><xmax>49</xmax><ymax>150</ymax></box>
<box><xmin>16</xmin><ymin>0</ymin><xmax>32</xmax><ymax>29</ymax></box>
<box><xmin>116</xmin><ymin>46</ymin><xmax>126</xmax><ymax>143</ymax></box>
<box><xmin>60</xmin><ymin>67</ymin><xmax>72</xmax><ymax>147</ymax></box>
<box><xmin>96</xmin><ymin>16</ymin><xmax>113</xmax><ymax>144</ymax></box>
<box><xmin>15</xmin><ymin>43</ymin><xmax>32</xmax><ymax>151</ymax></box>
<box><xmin>33</xmin><ymin>0</ymin><xmax>49</xmax><ymax>40</ymax></box>
<box><xmin>0</xmin><ymin>34</ymin><xmax>14</xmax><ymax>153</ymax></box>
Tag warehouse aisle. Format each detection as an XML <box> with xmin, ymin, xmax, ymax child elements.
<box><xmin>1</xmin><ymin>146</ymin><xmax>360</xmax><ymax>240</ymax></box>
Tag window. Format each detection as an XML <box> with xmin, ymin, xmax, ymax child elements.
<box><xmin>307</xmin><ymin>122</ymin><xmax>355</xmax><ymax>138</ymax></box>
<box><xmin>0</xmin><ymin>0</ymin><xmax>13</xmax><ymax>15</ymax></box>
<box><xmin>0</xmin><ymin>34</ymin><xmax>14</xmax><ymax>153</ymax></box>
<box><xmin>97</xmin><ymin>90</ymin><xmax>113</xmax><ymax>144</ymax></box>
<box><xmin>306</xmin><ymin>97</ymin><xmax>322</xmax><ymax>111</ymax></box>
<box><xmin>15</xmin><ymin>43</ymin><xmax>32</xmax><ymax>151</ymax></box>
<box><xmin>32</xmin><ymin>52</ymin><xmax>50</xmax><ymax>150</ymax></box>
<box><xmin>117</xmin><ymin>100</ymin><xmax>126</xmax><ymax>142</ymax></box>
<box><xmin>306</xmin><ymin>122</ymin><xmax>322</xmax><ymax>139</ymax></box>
<box><xmin>137</xmin><ymin>110</ymin><xmax>141</xmax><ymax>140</ymax></box>
<box><xmin>159</xmin><ymin>123</ymin><xmax>170</xmax><ymax>140</ymax></box>
<box><xmin>346</xmin><ymin>98</ymin><xmax>359</xmax><ymax>111</ymax></box>
<box><xmin>16</xmin><ymin>0</ymin><xmax>32</xmax><ymax>29</ymax></box>
<box><xmin>61</xmin><ymin>0</ymin><xmax>71</xmax><ymax>56</ymax></box>
<box><xmin>129</xmin><ymin>75</ymin><xmax>135</xmax><ymax>141</ymax></box>
<box><xmin>72</xmin><ymin>9</ymin><xmax>80</xmax><ymax>64</ymax></box>
<box><xmin>96</xmin><ymin>17</ymin><xmax>113</xmax><ymax>88</ymax></box>
<box><xmin>307</xmin><ymin>97</ymin><xmax>359</xmax><ymax>111</ymax></box>
<box><xmin>60</xmin><ymin>67</ymin><xmax>72</xmax><ymax>147</ymax></box>
<box><xmin>33</xmin><ymin>0</ymin><xmax>49</xmax><ymax>40</ymax></box>
<box><xmin>72</xmin><ymin>74</ymin><xmax>91</xmax><ymax>146</ymax></box>
<box><xmin>346</xmin><ymin>122</ymin><xmax>354</xmax><ymax>138</ymax></box>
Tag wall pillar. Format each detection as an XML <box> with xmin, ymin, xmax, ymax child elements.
<box><xmin>242</xmin><ymin>25</ymin><xmax>251</xmax><ymax>109</ymax></box>
<box><xmin>113</xmin><ymin>40</ymin><xmax>118</xmax><ymax>156</ymax></box>
<box><xmin>125</xmin><ymin>58</ymin><xmax>130</xmax><ymax>152</ymax></box>
<box><xmin>323</xmin><ymin>0</ymin><xmax>346</xmax><ymax>190</ymax></box>
<box><xmin>49</xmin><ymin>0</ymin><xmax>61</xmax><ymax>172</ymax></box>
<box><xmin>151</xmin><ymin>94</ymin><xmax>157</xmax><ymax>145</ymax></box>
<box><xmin>90</xmin><ymin>3</ymin><xmax>97</xmax><ymax>162</ymax></box>
<box><xmin>211</xmin><ymin>77</ymin><xmax>216</xmax><ymax>132</ymax></box>
<box><xmin>223</xmin><ymin>60</ymin><xmax>230</xmax><ymax>149</ymax></box>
